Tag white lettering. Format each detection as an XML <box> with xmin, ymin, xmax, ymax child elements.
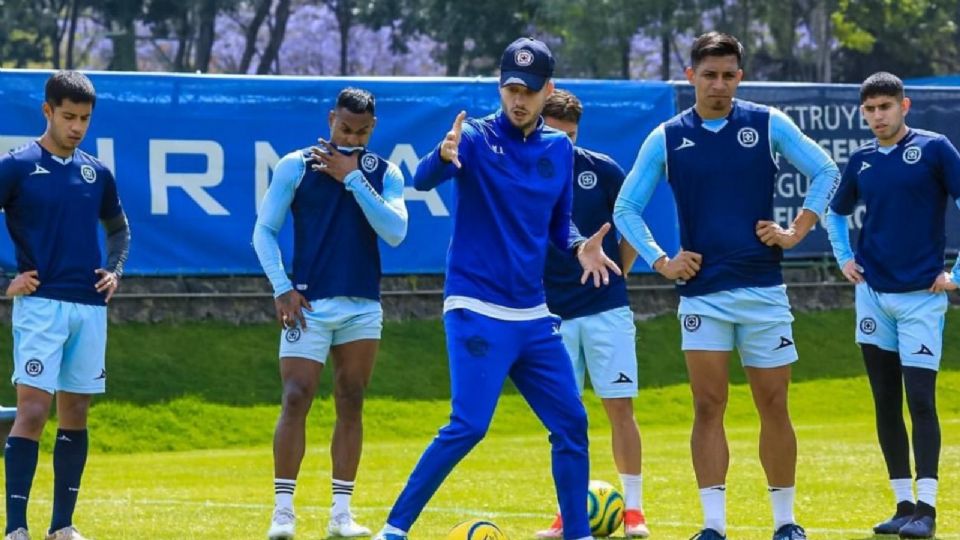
<box><xmin>149</xmin><ymin>139</ymin><xmax>228</xmax><ymax>215</ymax></box>
<box><xmin>388</xmin><ymin>143</ymin><xmax>449</xmax><ymax>217</ymax></box>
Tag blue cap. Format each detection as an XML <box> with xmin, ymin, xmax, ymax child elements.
<box><xmin>499</xmin><ymin>37</ymin><xmax>555</xmax><ymax>91</ymax></box>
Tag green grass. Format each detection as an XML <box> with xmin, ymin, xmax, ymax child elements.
<box><xmin>1</xmin><ymin>310</ymin><xmax>959</xmax><ymax>538</ymax></box>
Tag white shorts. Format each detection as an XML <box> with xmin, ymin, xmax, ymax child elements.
<box><xmin>678</xmin><ymin>286</ymin><xmax>797</xmax><ymax>368</ymax></box>
<box><xmin>560</xmin><ymin>306</ymin><xmax>638</xmax><ymax>398</ymax></box>
<box><xmin>278</xmin><ymin>297</ymin><xmax>383</xmax><ymax>363</ymax></box>
<box><xmin>11</xmin><ymin>296</ymin><xmax>107</xmax><ymax>394</ymax></box>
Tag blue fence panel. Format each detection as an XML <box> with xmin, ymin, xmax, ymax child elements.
<box><xmin>0</xmin><ymin>72</ymin><xmax>676</xmax><ymax>275</ymax></box>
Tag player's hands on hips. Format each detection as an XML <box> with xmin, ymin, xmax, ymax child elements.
<box><xmin>275</xmin><ymin>289</ymin><xmax>312</xmax><ymax>329</ymax></box>
<box><xmin>841</xmin><ymin>260</ymin><xmax>865</xmax><ymax>284</ymax></box>
<box><xmin>756</xmin><ymin>220</ymin><xmax>802</xmax><ymax>249</ymax></box>
<box><xmin>757</xmin><ymin>221</ymin><xmax>803</xmax><ymax>249</ymax></box>
<box><xmin>653</xmin><ymin>250</ymin><xmax>702</xmax><ymax>281</ymax></box>
<box><xmin>94</xmin><ymin>269</ymin><xmax>119</xmax><ymax>302</ymax></box>
<box><xmin>577</xmin><ymin>223</ymin><xmax>623</xmax><ymax>287</ymax></box>
<box><xmin>441</xmin><ymin>111</ymin><xmax>466</xmax><ymax>168</ymax></box>
<box><xmin>310</xmin><ymin>139</ymin><xmax>358</xmax><ymax>182</ymax></box>
<box><xmin>6</xmin><ymin>270</ymin><xmax>39</xmax><ymax>297</ymax></box>
<box><xmin>929</xmin><ymin>271</ymin><xmax>958</xmax><ymax>293</ymax></box>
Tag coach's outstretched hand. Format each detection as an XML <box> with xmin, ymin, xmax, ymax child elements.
<box><xmin>577</xmin><ymin>223</ymin><xmax>622</xmax><ymax>287</ymax></box>
<box><xmin>441</xmin><ymin>111</ymin><xmax>466</xmax><ymax>168</ymax></box>
<box><xmin>94</xmin><ymin>268</ymin><xmax>119</xmax><ymax>303</ymax></box>
<box><xmin>6</xmin><ymin>270</ymin><xmax>39</xmax><ymax>297</ymax></box>
<box><xmin>275</xmin><ymin>289</ymin><xmax>312</xmax><ymax>329</ymax></box>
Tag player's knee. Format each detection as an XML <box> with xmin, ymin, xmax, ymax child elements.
<box><xmin>692</xmin><ymin>392</ymin><xmax>727</xmax><ymax>421</ymax></box>
<box><xmin>13</xmin><ymin>401</ymin><xmax>50</xmax><ymax>434</ymax></box>
<box><xmin>447</xmin><ymin>416</ymin><xmax>490</xmax><ymax>446</ymax></box>
<box><xmin>906</xmin><ymin>391</ymin><xmax>937</xmax><ymax>420</ymax></box>
<box><xmin>281</xmin><ymin>383</ymin><xmax>315</xmax><ymax>417</ymax></box>
<box><xmin>754</xmin><ymin>389</ymin><xmax>789</xmax><ymax>419</ymax></box>
<box><xmin>334</xmin><ymin>385</ymin><xmax>366</xmax><ymax>420</ymax></box>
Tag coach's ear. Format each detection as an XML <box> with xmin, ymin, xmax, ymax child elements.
<box><xmin>902</xmin><ymin>97</ymin><xmax>912</xmax><ymax>116</ymax></box>
<box><xmin>328</xmin><ymin>110</ymin><xmax>336</xmax><ymax>130</ymax></box>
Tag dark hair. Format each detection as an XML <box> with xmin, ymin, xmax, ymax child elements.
<box><xmin>336</xmin><ymin>87</ymin><xmax>375</xmax><ymax>115</ymax></box>
<box><xmin>45</xmin><ymin>70</ymin><xmax>96</xmax><ymax>108</ymax></box>
<box><xmin>860</xmin><ymin>72</ymin><xmax>904</xmax><ymax>103</ymax></box>
<box><xmin>542</xmin><ymin>89</ymin><xmax>583</xmax><ymax>124</ymax></box>
<box><xmin>690</xmin><ymin>32</ymin><xmax>743</xmax><ymax>68</ymax></box>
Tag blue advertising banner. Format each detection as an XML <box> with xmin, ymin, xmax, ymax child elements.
<box><xmin>0</xmin><ymin>71</ymin><xmax>677</xmax><ymax>275</ymax></box>
<box><xmin>674</xmin><ymin>83</ymin><xmax>960</xmax><ymax>259</ymax></box>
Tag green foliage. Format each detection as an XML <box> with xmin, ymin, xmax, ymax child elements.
<box><xmin>831</xmin><ymin>0</ymin><xmax>959</xmax><ymax>81</ymax></box>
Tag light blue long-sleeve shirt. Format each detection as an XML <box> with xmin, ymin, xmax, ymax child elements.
<box><xmin>614</xmin><ymin>106</ymin><xmax>839</xmax><ymax>269</ymax></box>
<box><xmin>253</xmin><ymin>150</ymin><xmax>408</xmax><ymax>297</ymax></box>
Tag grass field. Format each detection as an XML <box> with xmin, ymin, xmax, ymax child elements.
<box><xmin>2</xmin><ymin>310</ymin><xmax>959</xmax><ymax>539</ymax></box>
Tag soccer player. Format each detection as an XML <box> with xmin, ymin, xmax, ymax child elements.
<box><xmin>1</xmin><ymin>71</ymin><xmax>131</xmax><ymax>540</ymax></box>
<box><xmin>613</xmin><ymin>32</ymin><xmax>839</xmax><ymax>540</ymax></box>
<box><xmin>253</xmin><ymin>87</ymin><xmax>408</xmax><ymax>539</ymax></box>
<box><xmin>372</xmin><ymin>37</ymin><xmax>620</xmax><ymax>540</ymax></box>
<box><xmin>536</xmin><ymin>89</ymin><xmax>649</xmax><ymax>539</ymax></box>
<box><xmin>824</xmin><ymin>72</ymin><xmax>960</xmax><ymax>539</ymax></box>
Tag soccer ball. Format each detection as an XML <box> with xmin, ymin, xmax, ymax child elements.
<box><xmin>587</xmin><ymin>479</ymin><xmax>624</xmax><ymax>537</ymax></box>
<box><xmin>446</xmin><ymin>518</ymin><xmax>508</xmax><ymax>540</ymax></box>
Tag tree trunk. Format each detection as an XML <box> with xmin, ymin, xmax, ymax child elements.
<box><xmin>335</xmin><ymin>0</ymin><xmax>353</xmax><ymax>75</ymax></box>
<box><xmin>239</xmin><ymin>0</ymin><xmax>272</xmax><ymax>73</ymax></box>
<box><xmin>194</xmin><ymin>0</ymin><xmax>218</xmax><ymax>73</ymax></box>
<box><xmin>444</xmin><ymin>32</ymin><xmax>463</xmax><ymax>77</ymax></box>
<box><xmin>660</xmin><ymin>31</ymin><xmax>670</xmax><ymax>80</ymax></box>
<box><xmin>65</xmin><ymin>0</ymin><xmax>80</xmax><ymax>68</ymax></box>
<box><xmin>108</xmin><ymin>17</ymin><xmax>138</xmax><ymax>71</ymax></box>
<box><xmin>256</xmin><ymin>0</ymin><xmax>290</xmax><ymax>74</ymax></box>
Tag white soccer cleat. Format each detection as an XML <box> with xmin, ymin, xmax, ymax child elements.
<box><xmin>44</xmin><ymin>527</ymin><xmax>89</xmax><ymax>540</ymax></box>
<box><xmin>623</xmin><ymin>508</ymin><xmax>650</xmax><ymax>538</ymax></box>
<box><xmin>328</xmin><ymin>512</ymin><xmax>372</xmax><ymax>537</ymax></box>
<box><xmin>267</xmin><ymin>507</ymin><xmax>296</xmax><ymax>539</ymax></box>
<box><xmin>5</xmin><ymin>528</ymin><xmax>30</xmax><ymax>540</ymax></box>
<box><xmin>534</xmin><ymin>513</ymin><xmax>563</xmax><ymax>538</ymax></box>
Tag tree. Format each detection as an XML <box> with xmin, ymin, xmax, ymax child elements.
<box><xmin>256</xmin><ymin>0</ymin><xmax>290</xmax><ymax>74</ymax></box>
<box><xmin>238</xmin><ymin>0</ymin><xmax>272</xmax><ymax>73</ymax></box>
<box><xmin>831</xmin><ymin>0</ymin><xmax>959</xmax><ymax>81</ymax></box>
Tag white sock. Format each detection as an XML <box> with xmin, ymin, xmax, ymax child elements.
<box><xmin>891</xmin><ymin>477</ymin><xmax>914</xmax><ymax>504</ymax></box>
<box><xmin>917</xmin><ymin>478</ymin><xmax>938</xmax><ymax>508</ymax></box>
<box><xmin>332</xmin><ymin>478</ymin><xmax>355</xmax><ymax>516</ymax></box>
<box><xmin>382</xmin><ymin>524</ymin><xmax>407</xmax><ymax>535</ymax></box>
<box><xmin>274</xmin><ymin>478</ymin><xmax>296</xmax><ymax>512</ymax></box>
<box><xmin>699</xmin><ymin>485</ymin><xmax>726</xmax><ymax>535</ymax></box>
<box><xmin>620</xmin><ymin>473</ymin><xmax>643</xmax><ymax>510</ymax></box>
<box><xmin>769</xmin><ymin>486</ymin><xmax>796</xmax><ymax>530</ymax></box>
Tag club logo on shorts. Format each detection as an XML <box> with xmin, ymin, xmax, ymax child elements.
<box><xmin>859</xmin><ymin>317</ymin><xmax>877</xmax><ymax>335</ymax></box>
<box><xmin>80</xmin><ymin>164</ymin><xmax>97</xmax><ymax>183</ymax></box>
<box><xmin>24</xmin><ymin>358</ymin><xmax>43</xmax><ymax>376</ymax></box>
<box><xmin>361</xmin><ymin>154</ymin><xmax>378</xmax><ymax>173</ymax></box>
<box><xmin>537</xmin><ymin>157</ymin><xmax>554</xmax><ymax>178</ymax></box>
<box><xmin>465</xmin><ymin>335</ymin><xmax>489</xmax><ymax>357</ymax></box>
<box><xmin>737</xmin><ymin>127</ymin><xmax>759</xmax><ymax>148</ymax></box>
<box><xmin>514</xmin><ymin>49</ymin><xmax>534</xmax><ymax>66</ymax></box>
<box><xmin>903</xmin><ymin>146</ymin><xmax>922</xmax><ymax>164</ymax></box>
<box><xmin>683</xmin><ymin>315</ymin><xmax>701</xmax><ymax>332</ymax></box>
<box><xmin>285</xmin><ymin>327</ymin><xmax>302</xmax><ymax>343</ymax></box>
<box><xmin>577</xmin><ymin>170</ymin><xmax>598</xmax><ymax>189</ymax></box>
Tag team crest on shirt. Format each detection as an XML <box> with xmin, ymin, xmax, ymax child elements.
<box><xmin>737</xmin><ymin>127</ymin><xmax>759</xmax><ymax>148</ymax></box>
<box><xmin>285</xmin><ymin>327</ymin><xmax>302</xmax><ymax>342</ymax></box>
<box><xmin>80</xmin><ymin>164</ymin><xmax>96</xmax><ymax>183</ymax></box>
<box><xmin>859</xmin><ymin>317</ymin><xmax>877</xmax><ymax>335</ymax></box>
<box><xmin>683</xmin><ymin>315</ymin><xmax>701</xmax><ymax>332</ymax></box>
<box><xmin>577</xmin><ymin>171</ymin><xmax>598</xmax><ymax>189</ymax></box>
<box><xmin>903</xmin><ymin>146</ymin><xmax>922</xmax><ymax>164</ymax></box>
<box><xmin>24</xmin><ymin>358</ymin><xmax>43</xmax><ymax>376</ymax></box>
<box><xmin>537</xmin><ymin>157</ymin><xmax>555</xmax><ymax>178</ymax></box>
<box><xmin>514</xmin><ymin>49</ymin><xmax>534</xmax><ymax>66</ymax></box>
<box><xmin>361</xmin><ymin>154</ymin><xmax>378</xmax><ymax>173</ymax></box>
